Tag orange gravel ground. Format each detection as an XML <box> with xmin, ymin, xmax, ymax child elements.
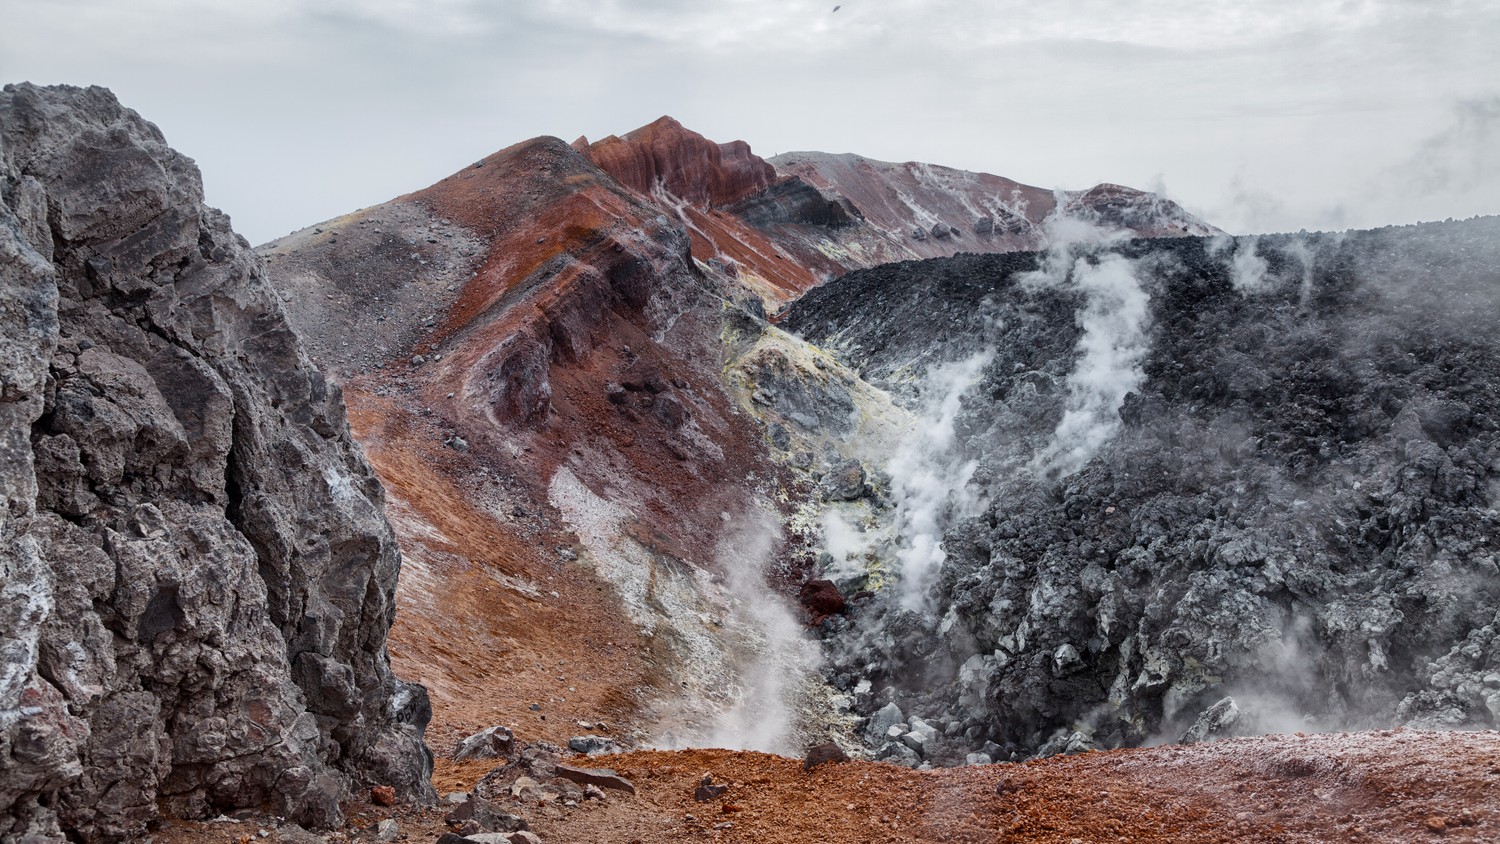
<box><xmin>345</xmin><ymin>388</ymin><xmax>665</xmax><ymax>750</ymax></box>
<box><xmin>159</xmin><ymin>729</ymin><xmax>1500</xmax><ymax>843</ymax></box>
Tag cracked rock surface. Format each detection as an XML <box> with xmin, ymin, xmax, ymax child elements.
<box><xmin>0</xmin><ymin>83</ymin><xmax>433</xmax><ymax>842</ymax></box>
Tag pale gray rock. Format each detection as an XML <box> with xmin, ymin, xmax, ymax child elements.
<box><xmin>1179</xmin><ymin>697</ymin><xmax>1242</xmax><ymax>745</ymax></box>
<box><xmin>0</xmin><ymin>83</ymin><xmax>433</xmax><ymax>842</ymax></box>
<box><xmin>875</xmin><ymin>741</ymin><xmax>919</xmax><ymax>768</ymax></box>
<box><xmin>566</xmin><ymin>735</ymin><xmax>617</xmax><ymax>756</ymax></box>
<box><xmin>865</xmin><ymin>701</ymin><xmax>903</xmax><ymax>742</ymax></box>
<box><xmin>900</xmin><ymin>718</ymin><xmax>939</xmax><ymax>756</ymax></box>
<box><xmin>453</xmin><ymin>726</ymin><xmax>514</xmax><ymax>762</ymax></box>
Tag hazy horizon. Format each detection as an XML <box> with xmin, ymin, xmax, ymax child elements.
<box><xmin>3</xmin><ymin>0</ymin><xmax>1496</xmax><ymax>245</ymax></box>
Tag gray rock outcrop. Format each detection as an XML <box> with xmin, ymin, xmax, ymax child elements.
<box><xmin>0</xmin><ymin>83</ymin><xmax>433</xmax><ymax>842</ymax></box>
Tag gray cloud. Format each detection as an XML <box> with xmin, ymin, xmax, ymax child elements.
<box><xmin>2</xmin><ymin>0</ymin><xmax>1496</xmax><ymax>242</ymax></box>
<box><xmin>1401</xmin><ymin>96</ymin><xmax>1500</xmax><ymax>197</ymax></box>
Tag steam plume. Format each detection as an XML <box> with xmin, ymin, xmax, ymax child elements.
<box><xmin>887</xmin><ymin>352</ymin><xmax>992</xmax><ymax>610</ymax></box>
<box><xmin>1026</xmin><ymin>215</ymin><xmax>1151</xmax><ymax>478</ymax></box>
<box><xmin>702</xmin><ymin>506</ymin><xmax>823</xmax><ymax>753</ymax></box>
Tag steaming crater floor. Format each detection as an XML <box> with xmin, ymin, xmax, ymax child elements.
<box><xmin>156</xmin><ymin>728</ymin><xmax>1499</xmax><ymax>843</ymax></box>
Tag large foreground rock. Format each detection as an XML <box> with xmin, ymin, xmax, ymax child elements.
<box><xmin>0</xmin><ymin>83</ymin><xmax>433</xmax><ymax>842</ymax></box>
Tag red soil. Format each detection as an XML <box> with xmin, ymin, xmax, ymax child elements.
<box><xmin>159</xmin><ymin>729</ymin><xmax>1500</xmax><ymax>843</ymax></box>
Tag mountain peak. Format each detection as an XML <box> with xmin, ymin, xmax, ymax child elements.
<box><xmin>589</xmin><ymin>115</ymin><xmax>778</xmax><ymax>208</ymax></box>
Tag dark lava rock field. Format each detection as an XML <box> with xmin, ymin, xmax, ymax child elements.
<box><xmin>784</xmin><ymin>217</ymin><xmax>1500</xmax><ymax>760</ymax></box>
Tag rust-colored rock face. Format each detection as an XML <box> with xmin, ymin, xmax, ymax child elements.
<box><xmin>578</xmin><ymin>120</ymin><xmax>1220</xmax><ymax>311</ymax></box>
<box><xmin>586</xmin><ymin>116</ymin><xmax>778</xmax><ymax>208</ymax></box>
<box><xmin>261</xmin><ymin>132</ymin><xmax>811</xmax><ymax>749</ymax></box>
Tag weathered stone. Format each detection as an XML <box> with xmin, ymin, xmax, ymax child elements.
<box><xmin>1050</xmin><ymin>644</ymin><xmax>1084</xmax><ymax>677</ymax></box>
<box><xmin>693</xmin><ymin>775</ymin><xmax>728</xmax><ymax>802</ymax></box>
<box><xmin>876</xmin><ymin>742</ymin><xmax>920</xmax><ymax>767</ymax></box>
<box><xmin>566</xmin><ymin>735</ymin><xmax>618</xmax><ymax>756</ymax></box>
<box><xmin>0</xmin><ymin>83</ymin><xmax>433</xmax><ymax>842</ymax></box>
<box><xmin>865</xmin><ymin>702</ymin><xmax>904</xmax><ymax>742</ymax></box>
<box><xmin>448</xmin><ymin>834</ymin><xmax>541</xmax><ymax>844</ymax></box>
<box><xmin>453</xmin><ymin>726</ymin><xmax>515</xmax><ymax>762</ymax></box>
<box><xmin>375</xmin><ymin>819</ymin><xmax>399</xmax><ymax>842</ymax></box>
<box><xmin>900</xmin><ymin>719</ymin><xmax>938</xmax><ymax>755</ymax></box>
<box><xmin>371</xmin><ymin>786</ymin><xmax>397</xmax><ymax>807</ymax></box>
<box><xmin>509</xmin><ymin>776</ymin><xmax>542</xmax><ymax>799</ymax></box>
<box><xmin>799</xmin><ymin>579</ymin><xmax>847</xmax><ymax>624</ymax></box>
<box><xmin>821</xmin><ymin>459</ymin><xmax>868</xmax><ymax>501</ymax></box>
<box><xmin>553</xmin><ymin>764</ymin><xmax>635</xmax><ymax>795</ymax></box>
<box><xmin>803</xmin><ymin>742</ymin><xmax>849</xmax><ymax>772</ymax></box>
<box><xmin>1179</xmin><ymin>697</ymin><xmax>1241</xmax><ymax>745</ymax></box>
<box><xmin>445</xmin><ymin>794</ymin><xmax>528</xmax><ymax>834</ymax></box>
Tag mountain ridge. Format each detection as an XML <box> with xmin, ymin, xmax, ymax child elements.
<box><xmin>10</xmin><ymin>83</ymin><xmax>1500</xmax><ymax>844</ymax></box>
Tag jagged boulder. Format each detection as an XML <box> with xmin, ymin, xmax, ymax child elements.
<box><xmin>0</xmin><ymin>83</ymin><xmax>433</xmax><ymax>842</ymax></box>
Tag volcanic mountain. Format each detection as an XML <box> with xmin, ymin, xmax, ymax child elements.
<box><xmin>8</xmin><ymin>87</ymin><xmax>1500</xmax><ymax>844</ymax></box>
<box><xmin>255</xmin><ymin>114</ymin><xmax>1218</xmax><ymax>753</ymax></box>
<box><xmin>254</xmin><ymin>114</ymin><xmax>1500</xmax><ymax>843</ymax></box>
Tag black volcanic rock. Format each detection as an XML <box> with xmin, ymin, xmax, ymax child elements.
<box><xmin>0</xmin><ymin>83</ymin><xmax>433</xmax><ymax>841</ymax></box>
<box><xmin>786</xmin><ymin>218</ymin><xmax>1500</xmax><ymax>756</ymax></box>
<box><xmin>725</xmin><ymin>177</ymin><xmax>862</xmax><ymax>229</ymax></box>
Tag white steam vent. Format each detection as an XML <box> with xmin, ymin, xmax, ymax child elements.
<box><xmin>1026</xmin><ymin>213</ymin><xmax>1151</xmax><ymax>479</ymax></box>
<box><xmin>701</xmin><ymin>507</ymin><xmax>825</xmax><ymax>754</ymax></box>
<box><xmin>887</xmin><ymin>351</ymin><xmax>992</xmax><ymax>611</ymax></box>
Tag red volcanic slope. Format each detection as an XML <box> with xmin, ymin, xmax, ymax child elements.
<box><xmin>261</xmin><ymin>134</ymin><xmax>807</xmax><ymax>744</ymax></box>
<box><xmin>579</xmin><ymin>118</ymin><xmax>827</xmax><ymax>303</ymax></box>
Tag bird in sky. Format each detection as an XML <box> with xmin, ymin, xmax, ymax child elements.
<box><xmin>833</xmin><ymin>5</ymin><xmax>841</xmax><ymax>11</ymax></box>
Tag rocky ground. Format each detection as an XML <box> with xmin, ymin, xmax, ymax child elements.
<box><xmin>155</xmin><ymin>728</ymin><xmax>1500</xmax><ymax>843</ymax></box>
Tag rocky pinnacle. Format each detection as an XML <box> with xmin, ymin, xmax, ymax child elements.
<box><xmin>0</xmin><ymin>83</ymin><xmax>433</xmax><ymax>842</ymax></box>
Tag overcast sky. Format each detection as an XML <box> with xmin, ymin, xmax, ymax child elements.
<box><xmin>3</xmin><ymin>0</ymin><xmax>1496</xmax><ymax>244</ymax></box>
